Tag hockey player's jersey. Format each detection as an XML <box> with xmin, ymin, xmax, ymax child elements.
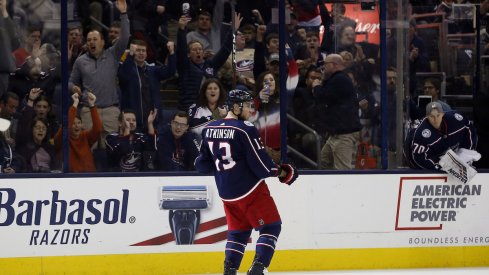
<box><xmin>195</xmin><ymin>118</ymin><xmax>279</xmax><ymax>200</ymax></box>
<box><xmin>406</xmin><ymin>111</ymin><xmax>477</xmax><ymax>170</ymax></box>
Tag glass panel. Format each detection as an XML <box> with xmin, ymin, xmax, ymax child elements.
<box><xmin>0</xmin><ymin>1</ymin><xmax>62</xmax><ymax>174</ymax></box>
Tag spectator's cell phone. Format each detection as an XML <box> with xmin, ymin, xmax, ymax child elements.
<box><xmin>182</xmin><ymin>3</ymin><xmax>190</xmax><ymax>17</ymax></box>
<box><xmin>417</xmin><ymin>95</ymin><xmax>432</xmax><ymax>108</ymax></box>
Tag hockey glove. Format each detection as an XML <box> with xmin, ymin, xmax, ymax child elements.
<box><xmin>278</xmin><ymin>163</ymin><xmax>298</xmax><ymax>185</ymax></box>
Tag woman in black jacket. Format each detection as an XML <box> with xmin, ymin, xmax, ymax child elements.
<box><xmin>17</xmin><ymin>117</ymin><xmax>60</xmax><ymax>173</ymax></box>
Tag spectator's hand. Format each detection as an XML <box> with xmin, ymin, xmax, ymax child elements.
<box><xmin>147</xmin><ymin>108</ymin><xmax>157</xmax><ymax>125</ymax></box>
<box><xmin>233</xmin><ymin>12</ymin><xmax>243</xmax><ymax>31</ymax></box>
<box><xmin>178</xmin><ymin>16</ymin><xmax>191</xmax><ymax>30</ymax></box>
<box><xmin>68</xmin><ymin>42</ymin><xmax>74</xmax><ymax>61</ymax></box>
<box><xmin>6</xmin><ymin>137</ymin><xmax>15</xmax><ymax>147</ymax></box>
<box><xmin>1</xmin><ymin>0</ymin><xmax>8</xmax><ymax>17</ymax></box>
<box><xmin>312</xmin><ymin>79</ymin><xmax>321</xmax><ymax>88</ymax></box>
<box><xmin>259</xmin><ymin>88</ymin><xmax>270</xmax><ymax>103</ymax></box>
<box><xmin>115</xmin><ymin>0</ymin><xmax>127</xmax><ymax>13</ymax></box>
<box><xmin>256</xmin><ymin>25</ymin><xmax>266</xmax><ymax>41</ymax></box>
<box><xmin>156</xmin><ymin>5</ymin><xmax>165</xmax><ymax>14</ymax></box>
<box><xmin>409</xmin><ymin>47</ymin><xmax>418</xmax><ymax>61</ymax></box>
<box><xmin>203</xmin><ymin>49</ymin><xmax>214</xmax><ymax>59</ymax></box>
<box><xmin>359</xmin><ymin>99</ymin><xmax>368</xmax><ymax>110</ymax></box>
<box><xmin>72</xmin><ymin>85</ymin><xmax>82</xmax><ymax>95</ymax></box>
<box><xmin>296</xmin><ymin>59</ymin><xmax>306</xmax><ymax>69</ymax></box>
<box><xmin>129</xmin><ymin>43</ymin><xmax>137</xmax><ymax>55</ymax></box>
<box><xmin>72</xmin><ymin>93</ymin><xmax>80</xmax><ymax>107</ymax></box>
<box><xmin>251</xmin><ymin>9</ymin><xmax>264</xmax><ymax>25</ymax></box>
<box><xmin>87</xmin><ymin>92</ymin><xmax>96</xmax><ymax>107</ymax></box>
<box><xmin>167</xmin><ymin>41</ymin><xmax>175</xmax><ymax>54</ymax></box>
<box><xmin>218</xmin><ymin>105</ymin><xmax>227</xmax><ymax>118</ymax></box>
<box><xmin>3</xmin><ymin>167</ymin><xmax>15</xmax><ymax>174</ymax></box>
<box><xmin>31</xmin><ymin>40</ymin><xmax>41</xmax><ymax>58</ymax></box>
<box><xmin>29</xmin><ymin>88</ymin><xmax>43</xmax><ymax>101</ymax></box>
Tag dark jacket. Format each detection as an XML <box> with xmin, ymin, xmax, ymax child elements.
<box><xmin>156</xmin><ymin>124</ymin><xmax>199</xmax><ymax>171</ymax></box>
<box><xmin>17</xmin><ymin>141</ymin><xmax>60</xmax><ymax>172</ymax></box>
<box><xmin>176</xmin><ymin>26</ymin><xmax>233</xmax><ymax>111</ymax></box>
<box><xmin>313</xmin><ymin>70</ymin><xmax>361</xmax><ymax>135</ymax></box>
<box><xmin>118</xmin><ymin>53</ymin><xmax>176</xmax><ymax>127</ymax></box>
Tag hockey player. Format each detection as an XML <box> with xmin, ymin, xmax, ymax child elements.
<box><xmin>405</xmin><ymin>102</ymin><xmax>478</xmax><ymax>170</ymax></box>
<box><xmin>195</xmin><ymin>89</ymin><xmax>298</xmax><ymax>275</ymax></box>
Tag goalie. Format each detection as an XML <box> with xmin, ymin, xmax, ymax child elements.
<box><xmin>404</xmin><ymin>102</ymin><xmax>480</xmax><ymax>176</ymax></box>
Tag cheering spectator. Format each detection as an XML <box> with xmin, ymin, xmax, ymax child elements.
<box><xmin>105</xmin><ymin>109</ymin><xmax>157</xmax><ymax>172</ymax></box>
<box><xmin>54</xmin><ymin>92</ymin><xmax>102</xmax><ymax>172</ymax></box>
<box><xmin>69</xmin><ymin>0</ymin><xmax>130</xmax><ymax>149</ymax></box>
<box><xmin>17</xmin><ymin>117</ymin><xmax>61</xmax><ymax>173</ymax></box>
<box><xmin>188</xmin><ymin>78</ymin><xmax>227</xmax><ymax>142</ymax></box>
<box><xmin>176</xmin><ymin>12</ymin><xmax>242</xmax><ymax>111</ymax></box>
<box><xmin>12</xmin><ymin>25</ymin><xmax>42</xmax><ymax>67</ymax></box>
<box><xmin>16</xmin><ymin>90</ymin><xmax>59</xmax><ymax>149</ymax></box>
<box><xmin>118</xmin><ymin>39</ymin><xmax>176</xmax><ymax>132</ymax></box>
<box><xmin>8</xmin><ymin>56</ymin><xmax>58</xmax><ymax>100</ymax></box>
<box><xmin>156</xmin><ymin>111</ymin><xmax>199</xmax><ymax>171</ymax></box>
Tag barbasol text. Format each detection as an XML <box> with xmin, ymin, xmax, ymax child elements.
<box><xmin>0</xmin><ymin>188</ymin><xmax>129</xmax><ymax>226</ymax></box>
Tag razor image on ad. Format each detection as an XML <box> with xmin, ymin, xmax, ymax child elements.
<box><xmin>159</xmin><ymin>185</ymin><xmax>211</xmax><ymax>245</ymax></box>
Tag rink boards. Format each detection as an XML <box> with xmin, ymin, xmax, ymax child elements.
<box><xmin>0</xmin><ymin>173</ymin><xmax>488</xmax><ymax>274</ymax></box>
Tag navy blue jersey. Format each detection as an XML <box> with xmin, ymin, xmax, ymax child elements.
<box><xmin>195</xmin><ymin>118</ymin><xmax>279</xmax><ymax>200</ymax></box>
<box><xmin>407</xmin><ymin>111</ymin><xmax>477</xmax><ymax>170</ymax></box>
<box><xmin>105</xmin><ymin>132</ymin><xmax>156</xmax><ymax>172</ymax></box>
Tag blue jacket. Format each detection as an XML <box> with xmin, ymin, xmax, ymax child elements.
<box><xmin>118</xmin><ymin>53</ymin><xmax>176</xmax><ymax>127</ymax></box>
<box><xmin>156</xmin><ymin>124</ymin><xmax>199</xmax><ymax>171</ymax></box>
<box><xmin>176</xmin><ymin>26</ymin><xmax>233</xmax><ymax>111</ymax></box>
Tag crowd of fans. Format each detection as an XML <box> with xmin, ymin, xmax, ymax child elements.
<box><xmin>0</xmin><ymin>0</ymin><xmax>487</xmax><ymax>173</ymax></box>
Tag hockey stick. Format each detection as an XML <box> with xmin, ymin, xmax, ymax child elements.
<box><xmin>230</xmin><ymin>0</ymin><xmax>237</xmax><ymax>87</ymax></box>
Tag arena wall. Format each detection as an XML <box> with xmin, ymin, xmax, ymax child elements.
<box><xmin>0</xmin><ymin>173</ymin><xmax>488</xmax><ymax>274</ymax></box>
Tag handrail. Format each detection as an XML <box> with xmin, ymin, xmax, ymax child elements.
<box><xmin>90</xmin><ymin>15</ymin><xmax>109</xmax><ymax>31</ymax></box>
<box><xmin>286</xmin><ymin>113</ymin><xmax>321</xmax><ymax>169</ymax></box>
<box><xmin>88</xmin><ymin>0</ymin><xmax>114</xmax><ymax>31</ymax></box>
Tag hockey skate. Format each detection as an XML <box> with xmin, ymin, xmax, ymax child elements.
<box><xmin>224</xmin><ymin>260</ymin><xmax>237</xmax><ymax>275</ymax></box>
<box><xmin>247</xmin><ymin>260</ymin><xmax>267</xmax><ymax>275</ymax></box>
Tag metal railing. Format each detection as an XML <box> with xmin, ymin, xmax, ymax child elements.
<box><xmin>286</xmin><ymin>114</ymin><xmax>322</xmax><ymax>169</ymax></box>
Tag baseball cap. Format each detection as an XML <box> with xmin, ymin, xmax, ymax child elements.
<box><xmin>426</xmin><ymin>101</ymin><xmax>444</xmax><ymax>115</ymax></box>
<box><xmin>269</xmin><ymin>53</ymin><xmax>279</xmax><ymax>64</ymax></box>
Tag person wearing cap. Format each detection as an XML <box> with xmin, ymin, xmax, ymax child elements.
<box><xmin>405</xmin><ymin>102</ymin><xmax>478</xmax><ymax>170</ymax></box>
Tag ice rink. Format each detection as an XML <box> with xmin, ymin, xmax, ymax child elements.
<box><xmin>265</xmin><ymin>267</ymin><xmax>489</xmax><ymax>274</ymax></box>
<box><xmin>195</xmin><ymin>267</ymin><xmax>489</xmax><ymax>275</ymax></box>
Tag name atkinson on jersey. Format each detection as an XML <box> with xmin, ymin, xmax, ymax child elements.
<box><xmin>206</xmin><ymin>128</ymin><xmax>236</xmax><ymax>139</ymax></box>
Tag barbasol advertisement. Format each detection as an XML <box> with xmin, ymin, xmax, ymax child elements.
<box><xmin>0</xmin><ymin>174</ymin><xmax>488</xmax><ymax>258</ymax></box>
